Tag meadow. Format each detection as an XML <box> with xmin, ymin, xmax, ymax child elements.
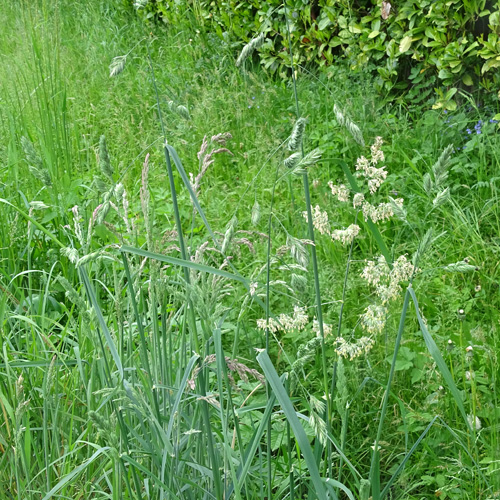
<box><xmin>1</xmin><ymin>1</ymin><xmax>499</xmax><ymax>499</ymax></box>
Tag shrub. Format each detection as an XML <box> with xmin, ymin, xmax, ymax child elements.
<box><xmin>134</xmin><ymin>0</ymin><xmax>500</xmax><ymax>108</ymax></box>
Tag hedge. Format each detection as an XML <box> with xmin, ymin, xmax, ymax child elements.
<box><xmin>133</xmin><ymin>0</ymin><xmax>500</xmax><ymax>109</ymax></box>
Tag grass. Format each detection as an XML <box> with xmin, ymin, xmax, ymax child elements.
<box><xmin>1</xmin><ymin>0</ymin><xmax>500</xmax><ymax>499</ymax></box>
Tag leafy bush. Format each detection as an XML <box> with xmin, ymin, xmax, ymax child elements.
<box><xmin>134</xmin><ymin>0</ymin><xmax>500</xmax><ymax>108</ymax></box>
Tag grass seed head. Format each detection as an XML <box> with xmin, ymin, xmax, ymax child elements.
<box><xmin>236</xmin><ymin>32</ymin><xmax>265</xmax><ymax>67</ymax></box>
<box><xmin>288</xmin><ymin>117</ymin><xmax>307</xmax><ymax>151</ymax></box>
<box><xmin>109</xmin><ymin>55</ymin><xmax>127</xmax><ymax>77</ymax></box>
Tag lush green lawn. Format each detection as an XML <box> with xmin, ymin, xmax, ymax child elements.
<box><xmin>1</xmin><ymin>1</ymin><xmax>499</xmax><ymax>499</ymax></box>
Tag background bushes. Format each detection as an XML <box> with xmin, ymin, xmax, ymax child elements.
<box><xmin>134</xmin><ymin>0</ymin><xmax>500</xmax><ymax>109</ymax></box>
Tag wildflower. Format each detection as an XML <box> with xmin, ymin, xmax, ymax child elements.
<box><xmin>466</xmin><ymin>345</ymin><xmax>474</xmax><ymax>360</ymax></box>
<box><xmin>376</xmin><ymin>283</ymin><xmax>402</xmax><ymax>304</ymax></box>
<box><xmin>447</xmin><ymin>339</ymin><xmax>455</xmax><ymax>352</ymax></box>
<box><xmin>355</xmin><ymin>156</ymin><xmax>370</xmax><ymax>172</ymax></box>
<box><xmin>391</xmin><ymin>255</ymin><xmax>414</xmax><ymax>283</ymax></box>
<box><xmin>278</xmin><ymin>305</ymin><xmax>309</xmax><ymax>332</ymax></box>
<box><xmin>475</xmin><ymin>284</ymin><xmax>481</xmax><ymax>292</ymax></box>
<box><xmin>256</xmin><ymin>318</ymin><xmax>280</xmax><ymax>333</ymax></box>
<box><xmin>368</xmin><ymin>202</ymin><xmax>394</xmax><ymax>223</ymax></box>
<box><xmin>331</xmin><ymin>224</ymin><xmax>360</xmax><ymax>245</ymax></box>
<box><xmin>366</xmin><ymin>167</ymin><xmax>388</xmax><ymax>193</ymax></box>
<box><xmin>257</xmin><ymin>305</ymin><xmax>309</xmax><ymax>334</ymax></box>
<box><xmin>362</xmin><ymin>202</ymin><xmax>376</xmax><ymax>220</ymax></box>
<box><xmin>328</xmin><ymin>181</ymin><xmax>350</xmax><ymax>202</ymax></box>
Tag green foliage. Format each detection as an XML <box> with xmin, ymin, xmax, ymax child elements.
<box><xmin>134</xmin><ymin>0</ymin><xmax>500</xmax><ymax>105</ymax></box>
<box><xmin>1</xmin><ymin>0</ymin><xmax>500</xmax><ymax>498</ymax></box>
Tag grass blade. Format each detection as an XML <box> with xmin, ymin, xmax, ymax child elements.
<box><xmin>408</xmin><ymin>287</ymin><xmax>470</xmax><ymax>429</ymax></box>
<box><xmin>121</xmin><ymin>244</ymin><xmax>247</xmax><ymax>285</ymax></box>
<box><xmin>257</xmin><ymin>351</ymin><xmax>332</xmax><ymax>500</ymax></box>
<box><xmin>324</xmin><ymin>478</ymin><xmax>356</xmax><ymax>500</ymax></box>
<box><xmin>165</xmin><ymin>353</ymin><xmax>200</xmax><ymax>441</ymax></box>
<box><xmin>79</xmin><ymin>266</ymin><xmax>123</xmax><ymax>379</ymax></box>
<box><xmin>41</xmin><ymin>447</ymin><xmax>109</xmax><ymax>500</ymax></box>
<box><xmin>166</xmin><ymin>144</ymin><xmax>218</xmax><ymax>244</ymax></box>
<box><xmin>381</xmin><ymin>416</ymin><xmax>439</xmax><ymax>498</ymax></box>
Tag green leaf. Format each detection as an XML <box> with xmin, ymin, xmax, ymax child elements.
<box><xmin>318</xmin><ymin>16</ymin><xmax>332</xmax><ymax>30</ymax></box>
<box><xmin>481</xmin><ymin>57</ymin><xmax>500</xmax><ymax>74</ymax></box>
<box><xmin>324</xmin><ymin>478</ymin><xmax>356</xmax><ymax>500</ymax></box>
<box><xmin>166</xmin><ymin>354</ymin><xmax>200</xmax><ymax>441</ymax></box>
<box><xmin>166</xmin><ymin>145</ymin><xmax>218</xmax><ymax>244</ymax></box>
<box><xmin>462</xmin><ymin>73</ymin><xmax>473</xmax><ymax>86</ymax></box>
<box><xmin>399</xmin><ymin>36</ymin><xmax>412</xmax><ymax>53</ymax></box>
<box><xmin>381</xmin><ymin>417</ymin><xmax>439</xmax><ymax>498</ymax></box>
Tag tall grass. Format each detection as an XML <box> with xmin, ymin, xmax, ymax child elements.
<box><xmin>1</xmin><ymin>1</ymin><xmax>499</xmax><ymax>499</ymax></box>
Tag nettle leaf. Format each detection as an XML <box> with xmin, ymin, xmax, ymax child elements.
<box><xmin>385</xmin><ymin>346</ymin><xmax>415</xmax><ymax>371</ymax></box>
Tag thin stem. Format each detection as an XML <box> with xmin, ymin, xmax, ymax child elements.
<box><xmin>265</xmin><ymin>161</ymin><xmax>281</xmax><ymax>500</ymax></box>
<box><xmin>283</xmin><ymin>4</ymin><xmax>331</xmax><ymax>470</ymax></box>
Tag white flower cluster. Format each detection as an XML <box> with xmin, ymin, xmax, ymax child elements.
<box><xmin>360</xmin><ymin>304</ymin><xmax>388</xmax><ymax>334</ymax></box>
<box><xmin>328</xmin><ymin>181</ymin><xmax>350</xmax><ymax>202</ymax></box>
<box><xmin>335</xmin><ymin>336</ymin><xmax>375</xmax><ymax>360</ymax></box>
<box><xmin>360</xmin><ymin>255</ymin><xmax>416</xmax><ymax>333</ymax></box>
<box><xmin>362</xmin><ymin>199</ymin><xmax>404</xmax><ymax>223</ymax></box>
<box><xmin>257</xmin><ymin>305</ymin><xmax>309</xmax><ymax>334</ymax></box>
<box><xmin>331</xmin><ymin>224</ymin><xmax>361</xmax><ymax>245</ymax></box>
<box><xmin>370</xmin><ymin>136</ymin><xmax>385</xmax><ymax>163</ymax></box>
<box><xmin>303</xmin><ymin>205</ymin><xmax>330</xmax><ymax>235</ymax></box>
<box><xmin>355</xmin><ymin>137</ymin><xmax>388</xmax><ymax>194</ymax></box>
<box><xmin>302</xmin><ymin>206</ymin><xmax>360</xmax><ymax>246</ymax></box>
<box><xmin>362</xmin><ymin>255</ymin><xmax>414</xmax><ymax>304</ymax></box>
<box><xmin>312</xmin><ymin>319</ymin><xmax>333</xmax><ymax>337</ymax></box>
<box><xmin>353</xmin><ymin>192</ymin><xmax>365</xmax><ymax>208</ymax></box>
